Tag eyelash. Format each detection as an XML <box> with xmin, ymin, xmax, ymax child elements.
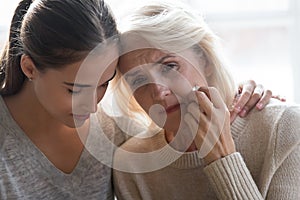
<box><xmin>67</xmin><ymin>81</ymin><xmax>110</xmax><ymax>95</ymax></box>
<box><xmin>101</xmin><ymin>82</ymin><xmax>109</xmax><ymax>87</ymax></box>
<box><xmin>68</xmin><ymin>89</ymin><xmax>81</xmax><ymax>94</ymax></box>
<box><xmin>131</xmin><ymin>75</ymin><xmax>148</xmax><ymax>88</ymax></box>
<box><xmin>161</xmin><ymin>62</ymin><xmax>179</xmax><ymax>73</ymax></box>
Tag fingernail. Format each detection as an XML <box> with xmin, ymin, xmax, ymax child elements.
<box><xmin>192</xmin><ymin>85</ymin><xmax>201</xmax><ymax>91</ymax></box>
<box><xmin>234</xmin><ymin>106</ymin><xmax>241</xmax><ymax>113</ymax></box>
<box><xmin>256</xmin><ymin>103</ymin><xmax>263</xmax><ymax>109</ymax></box>
<box><xmin>240</xmin><ymin>109</ymin><xmax>247</xmax><ymax>117</ymax></box>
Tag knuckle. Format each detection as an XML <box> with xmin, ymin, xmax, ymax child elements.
<box><xmin>243</xmin><ymin>90</ymin><xmax>252</xmax><ymax>98</ymax></box>
<box><xmin>242</xmin><ymin>105</ymin><xmax>249</xmax><ymax>111</ymax></box>
<box><xmin>252</xmin><ymin>92</ymin><xmax>261</xmax><ymax>100</ymax></box>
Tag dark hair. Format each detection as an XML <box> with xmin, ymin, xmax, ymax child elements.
<box><xmin>0</xmin><ymin>0</ymin><xmax>119</xmax><ymax>96</ymax></box>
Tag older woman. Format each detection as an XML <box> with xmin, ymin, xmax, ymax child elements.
<box><xmin>111</xmin><ymin>1</ymin><xmax>300</xmax><ymax>199</ymax></box>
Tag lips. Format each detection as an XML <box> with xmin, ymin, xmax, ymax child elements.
<box><xmin>73</xmin><ymin>114</ymin><xmax>90</xmax><ymax>121</ymax></box>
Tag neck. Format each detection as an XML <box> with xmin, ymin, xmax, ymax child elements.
<box><xmin>164</xmin><ymin>129</ymin><xmax>198</xmax><ymax>152</ymax></box>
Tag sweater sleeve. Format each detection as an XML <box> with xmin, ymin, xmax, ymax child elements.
<box><xmin>204</xmin><ymin>152</ymin><xmax>263</xmax><ymax>200</ymax></box>
<box><xmin>204</xmin><ymin>106</ymin><xmax>300</xmax><ymax>200</ymax></box>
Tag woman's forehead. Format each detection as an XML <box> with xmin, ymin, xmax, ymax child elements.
<box><xmin>119</xmin><ymin>49</ymin><xmax>165</xmax><ymax>70</ymax></box>
<box><xmin>132</xmin><ymin>49</ymin><xmax>166</xmax><ymax>62</ymax></box>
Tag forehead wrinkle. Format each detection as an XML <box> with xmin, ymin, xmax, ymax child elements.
<box><xmin>134</xmin><ymin>49</ymin><xmax>167</xmax><ymax>66</ymax></box>
<box><xmin>120</xmin><ymin>49</ymin><xmax>169</xmax><ymax>75</ymax></box>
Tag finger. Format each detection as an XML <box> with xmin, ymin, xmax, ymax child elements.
<box><xmin>207</xmin><ymin>87</ymin><xmax>227</xmax><ymax>109</ymax></box>
<box><xmin>184</xmin><ymin>110</ymin><xmax>210</xmax><ymax>133</ymax></box>
<box><xmin>198</xmin><ymin>121</ymin><xmax>221</xmax><ymax>159</ymax></box>
<box><xmin>187</xmin><ymin>102</ymin><xmax>202</xmax><ymax>120</ymax></box>
<box><xmin>233</xmin><ymin>81</ymin><xmax>255</xmax><ymax>113</ymax></box>
<box><xmin>230</xmin><ymin>110</ymin><xmax>238</xmax><ymax>124</ymax></box>
<box><xmin>238</xmin><ymin>84</ymin><xmax>264</xmax><ymax>117</ymax></box>
<box><xmin>188</xmin><ymin>86</ymin><xmax>211</xmax><ymax>102</ymax></box>
<box><xmin>193</xmin><ymin>91</ymin><xmax>213</xmax><ymax>117</ymax></box>
<box><xmin>256</xmin><ymin>89</ymin><xmax>273</xmax><ymax>110</ymax></box>
<box><xmin>198</xmin><ymin>87</ymin><xmax>211</xmax><ymax>100</ymax></box>
<box><xmin>272</xmin><ymin>94</ymin><xmax>286</xmax><ymax>102</ymax></box>
<box><xmin>184</xmin><ymin>113</ymin><xmax>200</xmax><ymax>139</ymax></box>
<box><xmin>184</xmin><ymin>112</ymin><xmax>211</xmax><ymax>151</ymax></box>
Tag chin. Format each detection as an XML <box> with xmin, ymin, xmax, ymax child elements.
<box><xmin>72</xmin><ymin>120</ymin><xmax>86</xmax><ymax>128</ymax></box>
<box><xmin>61</xmin><ymin>119</ymin><xmax>85</xmax><ymax>129</ymax></box>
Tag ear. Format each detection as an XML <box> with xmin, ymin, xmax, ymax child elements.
<box><xmin>20</xmin><ymin>55</ymin><xmax>38</xmax><ymax>80</ymax></box>
<box><xmin>204</xmin><ymin>63</ymin><xmax>213</xmax><ymax>77</ymax></box>
<box><xmin>201</xmin><ymin>57</ymin><xmax>213</xmax><ymax>77</ymax></box>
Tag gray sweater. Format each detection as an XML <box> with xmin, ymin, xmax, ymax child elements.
<box><xmin>113</xmin><ymin>100</ymin><xmax>300</xmax><ymax>200</ymax></box>
<box><xmin>0</xmin><ymin>96</ymin><xmax>125</xmax><ymax>199</ymax></box>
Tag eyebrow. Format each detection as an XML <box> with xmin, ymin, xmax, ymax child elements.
<box><xmin>125</xmin><ymin>55</ymin><xmax>175</xmax><ymax>79</ymax></box>
<box><xmin>63</xmin><ymin>70</ymin><xmax>117</xmax><ymax>88</ymax></box>
<box><xmin>63</xmin><ymin>82</ymin><xmax>92</xmax><ymax>88</ymax></box>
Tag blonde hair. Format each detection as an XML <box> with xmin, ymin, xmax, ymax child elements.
<box><xmin>105</xmin><ymin>0</ymin><xmax>236</xmax><ymax>133</ymax></box>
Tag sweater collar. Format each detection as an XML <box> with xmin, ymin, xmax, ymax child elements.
<box><xmin>155</xmin><ymin>132</ymin><xmax>204</xmax><ymax>169</ymax></box>
<box><xmin>160</xmin><ymin>117</ymin><xmax>248</xmax><ymax>169</ymax></box>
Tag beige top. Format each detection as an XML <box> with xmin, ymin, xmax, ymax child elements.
<box><xmin>113</xmin><ymin>100</ymin><xmax>300</xmax><ymax>200</ymax></box>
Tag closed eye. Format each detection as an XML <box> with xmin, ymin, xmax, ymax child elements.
<box><xmin>100</xmin><ymin>82</ymin><xmax>109</xmax><ymax>87</ymax></box>
<box><xmin>131</xmin><ymin>74</ymin><xmax>149</xmax><ymax>88</ymax></box>
<box><xmin>68</xmin><ymin>88</ymin><xmax>81</xmax><ymax>94</ymax></box>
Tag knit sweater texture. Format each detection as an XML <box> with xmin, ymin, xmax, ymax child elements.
<box><xmin>0</xmin><ymin>96</ymin><xmax>126</xmax><ymax>199</ymax></box>
<box><xmin>113</xmin><ymin>100</ymin><xmax>300</xmax><ymax>200</ymax></box>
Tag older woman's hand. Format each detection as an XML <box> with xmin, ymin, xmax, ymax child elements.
<box><xmin>185</xmin><ymin>87</ymin><xmax>236</xmax><ymax>165</ymax></box>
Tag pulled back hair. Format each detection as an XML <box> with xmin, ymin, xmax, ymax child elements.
<box><xmin>0</xmin><ymin>0</ymin><xmax>119</xmax><ymax>96</ymax></box>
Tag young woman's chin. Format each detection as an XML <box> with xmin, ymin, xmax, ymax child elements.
<box><xmin>58</xmin><ymin>115</ymin><xmax>88</xmax><ymax>128</ymax></box>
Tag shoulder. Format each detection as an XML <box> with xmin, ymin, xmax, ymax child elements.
<box><xmin>256</xmin><ymin>100</ymin><xmax>300</xmax><ymax>164</ymax></box>
<box><xmin>245</xmin><ymin>99</ymin><xmax>300</xmax><ymax>126</ymax></box>
<box><xmin>246</xmin><ymin>99</ymin><xmax>300</xmax><ymax>139</ymax></box>
<box><xmin>232</xmin><ymin>99</ymin><xmax>296</xmax><ymax>138</ymax></box>
<box><xmin>234</xmin><ymin>99</ymin><xmax>300</xmax><ymax>154</ymax></box>
<box><xmin>262</xmin><ymin>100</ymin><xmax>300</xmax><ymax>131</ymax></box>
<box><xmin>0</xmin><ymin>96</ymin><xmax>12</xmax><ymax>148</ymax></box>
<box><xmin>271</xmin><ymin>102</ymin><xmax>300</xmax><ymax>153</ymax></box>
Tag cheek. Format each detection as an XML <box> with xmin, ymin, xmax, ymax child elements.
<box><xmin>97</xmin><ymin>87</ymin><xmax>107</xmax><ymax>103</ymax></box>
<box><xmin>34</xmin><ymin>79</ymin><xmax>72</xmax><ymax>113</ymax></box>
<box><xmin>133</xmin><ymin>88</ymin><xmax>152</xmax><ymax>112</ymax></box>
<box><xmin>169</xmin><ymin>69</ymin><xmax>207</xmax><ymax>97</ymax></box>
<box><xmin>166</xmin><ymin>74</ymin><xmax>193</xmax><ymax>98</ymax></box>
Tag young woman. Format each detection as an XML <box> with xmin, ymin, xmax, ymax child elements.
<box><xmin>0</xmin><ymin>0</ymin><xmax>124</xmax><ymax>199</ymax></box>
<box><xmin>112</xmin><ymin>1</ymin><xmax>300</xmax><ymax>199</ymax></box>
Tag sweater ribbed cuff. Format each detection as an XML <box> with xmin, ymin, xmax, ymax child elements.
<box><xmin>203</xmin><ymin>152</ymin><xmax>263</xmax><ymax>200</ymax></box>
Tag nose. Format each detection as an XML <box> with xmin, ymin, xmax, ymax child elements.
<box><xmin>85</xmin><ymin>91</ymin><xmax>97</xmax><ymax>113</ymax></box>
<box><xmin>151</xmin><ymin>83</ymin><xmax>171</xmax><ymax>101</ymax></box>
<box><xmin>91</xmin><ymin>93</ymin><xmax>99</xmax><ymax>113</ymax></box>
<box><xmin>87</xmin><ymin>88</ymin><xmax>106</xmax><ymax>113</ymax></box>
